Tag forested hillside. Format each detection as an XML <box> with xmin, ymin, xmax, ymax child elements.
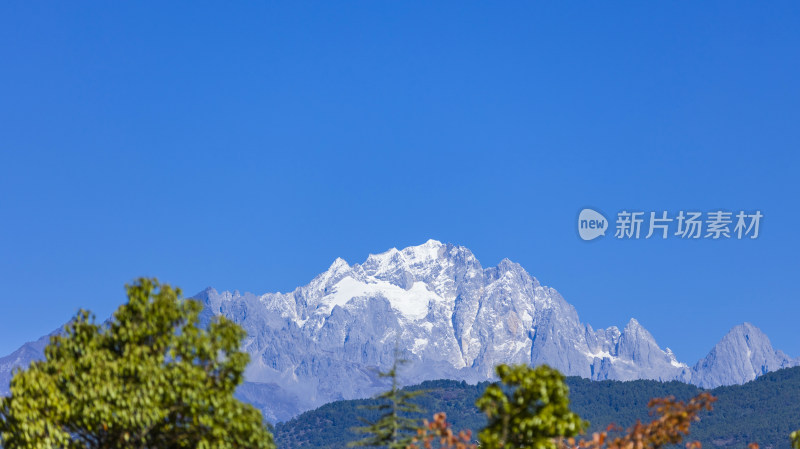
<box><xmin>275</xmin><ymin>367</ymin><xmax>800</xmax><ymax>449</ymax></box>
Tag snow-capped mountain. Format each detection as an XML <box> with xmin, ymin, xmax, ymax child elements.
<box><xmin>190</xmin><ymin>239</ymin><xmax>795</xmax><ymax>420</ymax></box>
<box><xmin>1</xmin><ymin>240</ymin><xmax>797</xmax><ymax>422</ymax></box>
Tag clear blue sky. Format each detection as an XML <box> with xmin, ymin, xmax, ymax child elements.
<box><xmin>1</xmin><ymin>2</ymin><xmax>798</xmax><ymax>363</ymax></box>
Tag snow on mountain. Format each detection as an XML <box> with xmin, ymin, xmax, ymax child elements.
<box><xmin>0</xmin><ymin>240</ymin><xmax>796</xmax><ymax>422</ymax></box>
<box><xmin>189</xmin><ymin>240</ymin><xmax>779</xmax><ymax>420</ymax></box>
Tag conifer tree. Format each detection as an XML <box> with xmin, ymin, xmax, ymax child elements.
<box><xmin>350</xmin><ymin>349</ymin><xmax>424</xmax><ymax>449</ymax></box>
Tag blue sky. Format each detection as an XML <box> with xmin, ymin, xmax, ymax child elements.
<box><xmin>1</xmin><ymin>2</ymin><xmax>798</xmax><ymax>363</ymax></box>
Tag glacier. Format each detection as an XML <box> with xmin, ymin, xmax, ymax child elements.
<box><xmin>1</xmin><ymin>239</ymin><xmax>797</xmax><ymax>422</ymax></box>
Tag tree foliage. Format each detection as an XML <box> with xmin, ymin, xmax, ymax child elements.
<box><xmin>408</xmin><ymin>412</ymin><xmax>476</xmax><ymax>449</ymax></box>
<box><xmin>408</xmin><ymin>393</ymin><xmax>718</xmax><ymax>449</ymax></box>
<box><xmin>350</xmin><ymin>354</ymin><xmax>424</xmax><ymax>449</ymax></box>
<box><xmin>476</xmin><ymin>364</ymin><xmax>587</xmax><ymax>449</ymax></box>
<box><xmin>559</xmin><ymin>392</ymin><xmax>716</xmax><ymax>449</ymax></box>
<box><xmin>791</xmin><ymin>430</ymin><xmax>799</xmax><ymax>449</ymax></box>
<box><xmin>0</xmin><ymin>277</ymin><xmax>275</xmax><ymax>449</ymax></box>
<box><xmin>272</xmin><ymin>364</ymin><xmax>800</xmax><ymax>449</ymax></box>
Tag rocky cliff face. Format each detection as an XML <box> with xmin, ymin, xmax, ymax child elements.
<box><xmin>191</xmin><ymin>240</ymin><xmax>791</xmax><ymax>421</ymax></box>
<box><xmin>692</xmin><ymin>322</ymin><xmax>799</xmax><ymax>388</ymax></box>
<box><xmin>1</xmin><ymin>240</ymin><xmax>796</xmax><ymax>422</ymax></box>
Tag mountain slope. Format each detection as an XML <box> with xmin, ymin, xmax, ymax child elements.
<box><xmin>692</xmin><ymin>323</ymin><xmax>800</xmax><ymax>388</ymax></box>
<box><xmin>274</xmin><ymin>366</ymin><xmax>800</xmax><ymax>449</ymax></box>
<box><xmin>0</xmin><ymin>330</ymin><xmax>57</xmax><ymax>396</ymax></box>
<box><xmin>0</xmin><ymin>240</ymin><xmax>796</xmax><ymax>422</ymax></box>
<box><xmin>194</xmin><ymin>240</ymin><xmax>695</xmax><ymax>420</ymax></box>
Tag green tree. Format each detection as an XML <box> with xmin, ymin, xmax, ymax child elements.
<box><xmin>350</xmin><ymin>353</ymin><xmax>424</xmax><ymax>449</ymax></box>
<box><xmin>476</xmin><ymin>364</ymin><xmax>586</xmax><ymax>449</ymax></box>
<box><xmin>791</xmin><ymin>430</ymin><xmax>799</xmax><ymax>449</ymax></box>
<box><xmin>0</xmin><ymin>277</ymin><xmax>275</xmax><ymax>449</ymax></box>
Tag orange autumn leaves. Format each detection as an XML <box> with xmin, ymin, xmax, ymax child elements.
<box><xmin>562</xmin><ymin>393</ymin><xmax>716</xmax><ymax>449</ymax></box>
<box><xmin>409</xmin><ymin>412</ymin><xmax>475</xmax><ymax>449</ymax></box>
<box><xmin>408</xmin><ymin>392</ymin><xmax>723</xmax><ymax>449</ymax></box>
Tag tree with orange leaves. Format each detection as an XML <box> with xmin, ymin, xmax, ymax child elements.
<box><xmin>559</xmin><ymin>392</ymin><xmax>716</xmax><ymax>449</ymax></box>
<box><xmin>408</xmin><ymin>412</ymin><xmax>476</xmax><ymax>449</ymax></box>
<box><xmin>407</xmin><ymin>369</ymin><xmax>729</xmax><ymax>449</ymax></box>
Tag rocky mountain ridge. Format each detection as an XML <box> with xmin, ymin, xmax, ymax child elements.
<box><xmin>1</xmin><ymin>240</ymin><xmax>796</xmax><ymax>422</ymax></box>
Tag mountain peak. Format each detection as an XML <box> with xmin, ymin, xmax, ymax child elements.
<box><xmin>495</xmin><ymin>257</ymin><xmax>520</xmax><ymax>272</ymax></box>
<box><xmin>328</xmin><ymin>257</ymin><xmax>350</xmax><ymax>271</ymax></box>
<box><xmin>727</xmin><ymin>322</ymin><xmax>760</xmax><ymax>336</ymax></box>
<box><xmin>692</xmin><ymin>322</ymin><xmax>800</xmax><ymax>388</ymax></box>
<box><xmin>718</xmin><ymin>322</ymin><xmax>770</xmax><ymax>348</ymax></box>
<box><xmin>422</xmin><ymin>238</ymin><xmax>443</xmax><ymax>247</ymax></box>
<box><xmin>401</xmin><ymin>239</ymin><xmax>445</xmax><ymax>260</ymax></box>
<box><xmin>193</xmin><ymin>287</ymin><xmax>220</xmax><ymax>305</ymax></box>
<box><xmin>623</xmin><ymin>318</ymin><xmax>647</xmax><ymax>335</ymax></box>
<box><xmin>360</xmin><ymin>240</ymin><xmax>449</xmax><ymax>279</ymax></box>
<box><xmin>2</xmin><ymin>242</ymin><xmax>796</xmax><ymax>423</ymax></box>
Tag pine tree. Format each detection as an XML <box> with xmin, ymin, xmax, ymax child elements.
<box><xmin>350</xmin><ymin>350</ymin><xmax>424</xmax><ymax>449</ymax></box>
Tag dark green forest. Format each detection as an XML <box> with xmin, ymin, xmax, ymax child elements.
<box><xmin>275</xmin><ymin>367</ymin><xmax>800</xmax><ymax>449</ymax></box>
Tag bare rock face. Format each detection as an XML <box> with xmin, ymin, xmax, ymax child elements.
<box><xmin>0</xmin><ymin>240</ymin><xmax>795</xmax><ymax>422</ymax></box>
<box><xmin>692</xmin><ymin>322</ymin><xmax>800</xmax><ymax>388</ymax></box>
<box><xmin>188</xmin><ymin>240</ymin><xmax>783</xmax><ymax>421</ymax></box>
